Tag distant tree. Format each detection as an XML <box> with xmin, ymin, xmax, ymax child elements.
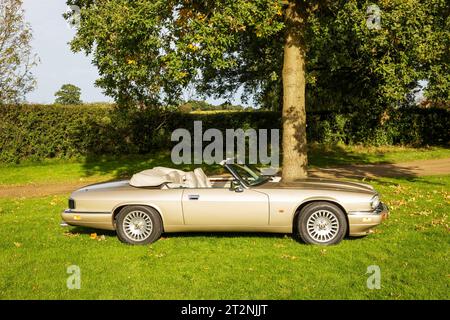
<box><xmin>54</xmin><ymin>84</ymin><xmax>82</xmax><ymax>105</ymax></box>
<box><xmin>0</xmin><ymin>0</ymin><xmax>38</xmax><ymax>104</ymax></box>
<box><xmin>181</xmin><ymin>100</ymin><xmax>245</xmax><ymax>111</ymax></box>
<box><xmin>185</xmin><ymin>100</ymin><xmax>211</xmax><ymax>111</ymax></box>
<box><xmin>219</xmin><ymin>102</ymin><xmax>244</xmax><ymax>111</ymax></box>
<box><xmin>178</xmin><ymin>103</ymin><xmax>192</xmax><ymax>113</ymax></box>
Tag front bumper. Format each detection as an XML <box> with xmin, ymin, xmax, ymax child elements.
<box><xmin>347</xmin><ymin>203</ymin><xmax>389</xmax><ymax>236</ymax></box>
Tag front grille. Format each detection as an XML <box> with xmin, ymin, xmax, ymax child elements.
<box><xmin>68</xmin><ymin>198</ymin><xmax>75</xmax><ymax>209</ymax></box>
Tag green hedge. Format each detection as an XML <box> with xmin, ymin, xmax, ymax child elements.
<box><xmin>0</xmin><ymin>104</ymin><xmax>448</xmax><ymax>163</ymax></box>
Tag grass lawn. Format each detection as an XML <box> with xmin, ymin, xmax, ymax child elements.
<box><xmin>0</xmin><ymin>148</ymin><xmax>449</xmax><ymax>299</ymax></box>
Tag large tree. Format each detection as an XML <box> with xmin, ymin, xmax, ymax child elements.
<box><xmin>66</xmin><ymin>0</ymin><xmax>449</xmax><ymax>181</ymax></box>
<box><xmin>0</xmin><ymin>0</ymin><xmax>38</xmax><ymax>104</ymax></box>
<box><xmin>54</xmin><ymin>84</ymin><xmax>83</xmax><ymax>105</ymax></box>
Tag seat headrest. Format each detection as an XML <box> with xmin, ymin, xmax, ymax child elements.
<box><xmin>194</xmin><ymin>168</ymin><xmax>211</xmax><ymax>188</ymax></box>
<box><xmin>184</xmin><ymin>172</ymin><xmax>199</xmax><ymax>188</ymax></box>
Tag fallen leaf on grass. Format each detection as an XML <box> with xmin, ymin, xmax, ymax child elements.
<box><xmin>410</xmin><ymin>210</ymin><xmax>432</xmax><ymax>217</ymax></box>
<box><xmin>391</xmin><ymin>185</ymin><xmax>409</xmax><ymax>195</ymax></box>
<box><xmin>320</xmin><ymin>249</ymin><xmax>327</xmax><ymax>255</ymax></box>
<box><xmin>63</xmin><ymin>232</ymin><xmax>80</xmax><ymax>238</ymax></box>
<box><xmin>389</xmin><ymin>200</ymin><xmax>407</xmax><ymax>209</ymax></box>
<box><xmin>431</xmin><ymin>218</ymin><xmax>448</xmax><ymax>228</ymax></box>
<box><xmin>14</xmin><ymin>242</ymin><xmax>22</xmax><ymax>248</ymax></box>
<box><xmin>414</xmin><ymin>224</ymin><xmax>427</xmax><ymax>231</ymax></box>
<box><xmin>281</xmin><ymin>254</ymin><xmax>298</xmax><ymax>260</ymax></box>
<box><xmin>89</xmin><ymin>233</ymin><xmax>107</xmax><ymax>241</ymax></box>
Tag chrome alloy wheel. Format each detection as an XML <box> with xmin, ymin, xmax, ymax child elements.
<box><xmin>306</xmin><ymin>210</ymin><xmax>340</xmax><ymax>243</ymax></box>
<box><xmin>122</xmin><ymin>210</ymin><xmax>153</xmax><ymax>241</ymax></box>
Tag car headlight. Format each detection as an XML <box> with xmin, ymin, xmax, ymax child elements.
<box><xmin>370</xmin><ymin>195</ymin><xmax>380</xmax><ymax>210</ymax></box>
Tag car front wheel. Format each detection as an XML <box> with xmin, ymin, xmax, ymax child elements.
<box><xmin>297</xmin><ymin>202</ymin><xmax>347</xmax><ymax>245</ymax></box>
<box><xmin>116</xmin><ymin>206</ymin><xmax>163</xmax><ymax>245</ymax></box>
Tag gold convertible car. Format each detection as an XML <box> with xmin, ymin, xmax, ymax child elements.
<box><xmin>61</xmin><ymin>160</ymin><xmax>389</xmax><ymax>245</ymax></box>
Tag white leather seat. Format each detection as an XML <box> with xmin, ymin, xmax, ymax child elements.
<box><xmin>130</xmin><ymin>167</ymin><xmax>186</xmax><ymax>187</ymax></box>
<box><xmin>129</xmin><ymin>169</ymin><xmax>169</xmax><ymax>187</ymax></box>
<box><xmin>194</xmin><ymin>168</ymin><xmax>212</xmax><ymax>188</ymax></box>
<box><xmin>153</xmin><ymin>167</ymin><xmax>185</xmax><ymax>175</ymax></box>
<box><xmin>166</xmin><ymin>171</ymin><xmax>183</xmax><ymax>184</ymax></box>
<box><xmin>184</xmin><ymin>172</ymin><xmax>199</xmax><ymax>188</ymax></box>
<box><xmin>130</xmin><ymin>166</ymin><xmax>211</xmax><ymax>189</ymax></box>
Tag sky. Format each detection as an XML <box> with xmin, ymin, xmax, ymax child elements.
<box><xmin>22</xmin><ymin>0</ymin><xmax>245</xmax><ymax>105</ymax></box>
<box><xmin>23</xmin><ymin>0</ymin><xmax>111</xmax><ymax>104</ymax></box>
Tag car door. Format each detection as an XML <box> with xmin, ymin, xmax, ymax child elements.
<box><xmin>181</xmin><ymin>187</ymin><xmax>269</xmax><ymax>226</ymax></box>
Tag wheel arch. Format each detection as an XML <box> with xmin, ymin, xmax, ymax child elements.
<box><xmin>292</xmin><ymin>199</ymin><xmax>349</xmax><ymax>236</ymax></box>
<box><xmin>112</xmin><ymin>203</ymin><xmax>165</xmax><ymax>231</ymax></box>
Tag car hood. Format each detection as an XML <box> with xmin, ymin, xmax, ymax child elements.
<box><xmin>255</xmin><ymin>178</ymin><xmax>375</xmax><ymax>194</ymax></box>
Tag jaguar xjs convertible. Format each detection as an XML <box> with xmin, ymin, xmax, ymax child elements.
<box><xmin>61</xmin><ymin>160</ymin><xmax>389</xmax><ymax>245</ymax></box>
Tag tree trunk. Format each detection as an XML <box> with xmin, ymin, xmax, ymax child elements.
<box><xmin>281</xmin><ymin>0</ymin><xmax>308</xmax><ymax>182</ymax></box>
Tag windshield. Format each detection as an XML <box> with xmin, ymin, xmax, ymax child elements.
<box><xmin>227</xmin><ymin>164</ymin><xmax>270</xmax><ymax>187</ymax></box>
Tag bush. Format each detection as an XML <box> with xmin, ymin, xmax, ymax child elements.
<box><xmin>0</xmin><ymin>104</ymin><xmax>448</xmax><ymax>163</ymax></box>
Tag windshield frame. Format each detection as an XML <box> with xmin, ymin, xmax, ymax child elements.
<box><xmin>224</xmin><ymin>163</ymin><xmax>270</xmax><ymax>188</ymax></box>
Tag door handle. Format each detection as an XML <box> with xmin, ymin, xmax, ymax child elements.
<box><xmin>188</xmin><ymin>194</ymin><xmax>200</xmax><ymax>200</ymax></box>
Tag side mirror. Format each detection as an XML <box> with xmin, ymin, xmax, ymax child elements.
<box><xmin>230</xmin><ymin>180</ymin><xmax>244</xmax><ymax>193</ymax></box>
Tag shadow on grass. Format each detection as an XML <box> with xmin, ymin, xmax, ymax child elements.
<box><xmin>307</xmin><ymin>144</ymin><xmax>447</xmax><ymax>186</ymax></box>
<box><xmin>311</xmin><ymin>168</ymin><xmax>446</xmax><ymax>187</ymax></box>
<box><xmin>80</xmin><ymin>143</ymin><xmax>376</xmax><ymax>180</ymax></box>
<box><xmin>79</xmin><ymin>143</ymin><xmax>445</xmax><ymax>186</ymax></box>
<box><xmin>308</xmin><ymin>143</ymin><xmax>375</xmax><ymax>167</ymax></box>
<box><xmin>66</xmin><ymin>227</ymin><xmax>292</xmax><ymax>241</ymax></box>
<box><xmin>67</xmin><ymin>226</ymin><xmax>116</xmax><ymax>238</ymax></box>
<box><xmin>164</xmin><ymin>232</ymin><xmax>290</xmax><ymax>240</ymax></box>
<box><xmin>65</xmin><ymin>227</ymin><xmax>371</xmax><ymax>246</ymax></box>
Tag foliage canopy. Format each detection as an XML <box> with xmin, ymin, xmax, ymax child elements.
<box><xmin>66</xmin><ymin>0</ymin><xmax>449</xmax><ymax>109</ymax></box>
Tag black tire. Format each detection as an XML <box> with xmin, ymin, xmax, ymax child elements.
<box><xmin>116</xmin><ymin>206</ymin><xmax>163</xmax><ymax>245</ymax></box>
<box><xmin>296</xmin><ymin>202</ymin><xmax>347</xmax><ymax>245</ymax></box>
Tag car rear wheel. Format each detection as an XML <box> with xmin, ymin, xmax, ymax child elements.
<box><xmin>297</xmin><ymin>202</ymin><xmax>347</xmax><ymax>245</ymax></box>
<box><xmin>116</xmin><ymin>206</ymin><xmax>163</xmax><ymax>245</ymax></box>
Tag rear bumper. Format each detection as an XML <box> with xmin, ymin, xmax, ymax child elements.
<box><xmin>348</xmin><ymin>203</ymin><xmax>389</xmax><ymax>236</ymax></box>
<box><xmin>61</xmin><ymin>209</ymin><xmax>115</xmax><ymax>231</ymax></box>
